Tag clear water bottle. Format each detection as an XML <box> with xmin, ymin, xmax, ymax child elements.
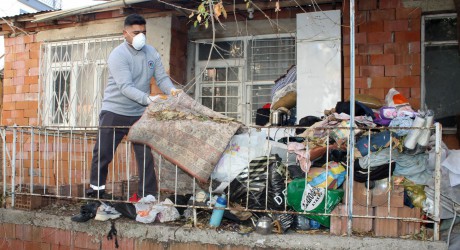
<box><xmin>209</xmin><ymin>194</ymin><xmax>227</xmax><ymax>227</ymax></box>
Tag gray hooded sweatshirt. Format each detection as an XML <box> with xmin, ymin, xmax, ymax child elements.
<box><xmin>101</xmin><ymin>41</ymin><xmax>174</xmax><ymax>116</ymax></box>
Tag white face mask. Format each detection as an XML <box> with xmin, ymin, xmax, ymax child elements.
<box><xmin>130</xmin><ymin>33</ymin><xmax>146</xmax><ymax>50</ymax></box>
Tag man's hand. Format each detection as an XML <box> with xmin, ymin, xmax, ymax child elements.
<box><xmin>170</xmin><ymin>88</ymin><xmax>183</xmax><ymax>97</ymax></box>
<box><xmin>148</xmin><ymin>94</ymin><xmax>168</xmax><ymax>103</ymax></box>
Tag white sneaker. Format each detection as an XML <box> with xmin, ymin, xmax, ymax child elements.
<box><xmin>94</xmin><ymin>203</ymin><xmax>121</xmax><ymax>221</ymax></box>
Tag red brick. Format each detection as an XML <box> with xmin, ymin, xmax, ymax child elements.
<box><xmin>385</xmin><ymin>65</ymin><xmax>411</xmax><ymax>76</ymax></box>
<box><xmin>374</xmin><ymin>206</ymin><xmax>399</xmax><ymax>237</ymax></box>
<box><xmin>395</xmin><ymin>76</ymin><xmax>420</xmax><ymax>88</ymax></box>
<box><xmin>344</xmin><ymin>77</ymin><xmax>368</xmax><ymax>89</ymax></box>
<box><xmin>25</xmin><ymin>59</ymin><xmax>39</xmax><ymax>69</ymax></box>
<box><xmin>367</xmin><ymin>32</ymin><xmax>392</xmax><ymax>44</ymax></box>
<box><xmin>0</xmin><ymin>224</ymin><xmax>16</xmax><ymax>239</ymax></box>
<box><xmin>42</xmin><ymin>227</ymin><xmax>56</xmax><ymax>244</ymax></box>
<box><xmin>15</xmin><ymin>68</ymin><xmax>27</xmax><ymax>77</ymax></box>
<box><xmin>13</xmin><ymin>77</ymin><xmax>25</xmax><ymax>85</ymax></box>
<box><xmin>358</xmin><ymin>0</ymin><xmax>377</xmax><ymax>10</ymax></box>
<box><xmin>361</xmin><ymin>88</ymin><xmax>386</xmax><ymax>99</ymax></box>
<box><xmin>5</xmin><ymin>53</ymin><xmax>15</xmax><ymax>62</ymax></box>
<box><xmin>26</xmin><ymin>93</ymin><xmax>39</xmax><ymax>101</ymax></box>
<box><xmin>384</xmin><ymin>20</ymin><xmax>409</xmax><ymax>32</ymax></box>
<box><xmin>409</xmin><ymin>41</ymin><xmax>421</xmax><ymax>53</ymax></box>
<box><xmin>409</xmin><ymin>97</ymin><xmax>421</xmax><ymax>110</ymax></box>
<box><xmin>396</xmin><ymin>8</ymin><xmax>422</xmax><ymax>19</ymax></box>
<box><xmin>408</xmin><ymin>18</ymin><xmax>421</xmax><ymax>31</ymax></box>
<box><xmin>367</xmin><ymin>76</ymin><xmax>395</xmax><ymax>88</ymax></box>
<box><xmin>12</xmin><ymin>93</ymin><xmax>25</xmax><ymax>102</ymax></box>
<box><xmin>14</xmin><ymin>44</ymin><xmax>25</xmax><ymax>53</ymax></box>
<box><xmin>24</xmin><ymin>241</ymin><xmax>42</xmax><ymax>250</ymax></box>
<box><xmin>30</xmin><ymin>84</ymin><xmax>40</xmax><ymax>93</ymax></box>
<box><xmin>370</xmin><ymin>54</ymin><xmax>395</xmax><ymax>65</ymax></box>
<box><xmin>25</xmin><ymin>76</ymin><xmax>39</xmax><ymax>85</ymax></box>
<box><xmin>343</xmin><ymin>44</ymin><xmax>350</xmax><ymax>57</ymax></box>
<box><xmin>12</xmin><ymin>61</ymin><xmax>25</xmax><ymax>70</ymax></box>
<box><xmin>16</xmin><ymin>101</ymin><xmax>30</xmax><ymax>109</ymax></box>
<box><xmin>358</xmin><ymin>21</ymin><xmax>384</xmax><ymax>33</ymax></box>
<box><xmin>29</xmin><ymin>67</ymin><xmax>40</xmax><ymax>76</ymax></box>
<box><xmin>55</xmin><ymin>230</ymin><xmax>71</xmax><ymax>246</ymax></box>
<box><xmin>395</xmin><ymin>31</ymin><xmax>420</xmax><ymax>42</ymax></box>
<box><xmin>41</xmin><ymin>242</ymin><xmax>51</xmax><ymax>250</ymax></box>
<box><xmin>343</xmin><ymin>32</ymin><xmax>367</xmax><ymax>45</ymax></box>
<box><xmin>16</xmin><ymin>52</ymin><xmax>30</xmax><ymax>61</ymax></box>
<box><xmin>358</xmin><ymin>44</ymin><xmax>383</xmax><ymax>55</ymax></box>
<box><xmin>343</xmin><ymin>55</ymin><xmax>367</xmax><ymax>67</ymax></box>
<box><xmin>15</xmin><ymin>36</ymin><xmax>24</xmax><ymax>45</ymax></box>
<box><xmin>117</xmin><ymin>237</ymin><xmax>134</xmax><ymax>250</ymax></box>
<box><xmin>23</xmin><ymin>35</ymin><xmax>35</xmax><ymax>44</ymax></box>
<box><xmin>4</xmin><ymin>86</ymin><xmax>15</xmax><ymax>95</ymax></box>
<box><xmin>24</xmin><ymin>109</ymin><xmax>38</xmax><ymax>118</ymax></box>
<box><xmin>379</xmin><ymin>0</ymin><xmax>402</xmax><ymax>9</ymax></box>
<box><xmin>3</xmin><ymin>69</ymin><xmax>14</xmax><ymax>78</ymax></box>
<box><xmin>30</xmin><ymin>50</ymin><xmax>40</xmax><ymax>59</ymax></box>
<box><xmin>29</xmin><ymin>43</ymin><xmax>41</xmax><ymax>52</ymax></box>
<box><xmin>384</xmin><ymin>43</ymin><xmax>409</xmax><ymax>54</ymax></box>
<box><xmin>3</xmin><ymin>102</ymin><xmax>14</xmax><ymax>111</ymax></box>
<box><xmin>344</xmin><ymin>66</ymin><xmax>360</xmax><ymax>78</ymax></box>
<box><xmin>410</xmin><ymin>64</ymin><xmax>421</xmax><ymax>75</ymax></box>
<box><xmin>395</xmin><ymin>53</ymin><xmax>420</xmax><ymax>65</ymax></box>
<box><xmin>411</xmin><ymin>87</ymin><xmax>421</xmax><ymax>98</ymax></box>
<box><xmin>370</xmin><ymin>9</ymin><xmax>395</xmax><ymax>21</ymax></box>
<box><xmin>95</xmin><ymin>11</ymin><xmax>113</xmax><ymax>19</ymax></box>
<box><xmin>5</xmin><ymin>37</ymin><xmax>16</xmax><ymax>46</ymax></box>
<box><xmin>11</xmin><ymin>110</ymin><xmax>24</xmax><ymax>118</ymax></box>
<box><xmin>360</xmin><ymin>65</ymin><xmax>384</xmax><ymax>77</ymax></box>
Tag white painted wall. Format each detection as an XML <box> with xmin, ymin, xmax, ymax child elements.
<box><xmin>296</xmin><ymin>10</ymin><xmax>341</xmax><ymax>119</ymax></box>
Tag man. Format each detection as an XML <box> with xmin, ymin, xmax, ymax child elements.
<box><xmin>86</xmin><ymin>13</ymin><xmax>182</xmax><ymax>199</ymax></box>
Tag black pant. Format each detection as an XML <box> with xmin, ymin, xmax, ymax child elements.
<box><xmin>90</xmin><ymin>110</ymin><xmax>157</xmax><ymax>196</ymax></box>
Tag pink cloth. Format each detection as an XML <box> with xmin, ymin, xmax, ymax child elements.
<box><xmin>287</xmin><ymin>142</ymin><xmax>311</xmax><ymax>173</ymax></box>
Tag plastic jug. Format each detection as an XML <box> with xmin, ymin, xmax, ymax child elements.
<box><xmin>209</xmin><ymin>194</ymin><xmax>227</xmax><ymax>227</ymax></box>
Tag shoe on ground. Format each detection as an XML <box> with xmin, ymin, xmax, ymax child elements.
<box><xmin>71</xmin><ymin>202</ymin><xmax>100</xmax><ymax>222</ymax></box>
<box><xmin>94</xmin><ymin>202</ymin><xmax>121</xmax><ymax>221</ymax></box>
<box><xmin>129</xmin><ymin>193</ymin><xmax>141</xmax><ymax>203</ymax></box>
<box><xmin>86</xmin><ymin>188</ymin><xmax>112</xmax><ymax>199</ymax></box>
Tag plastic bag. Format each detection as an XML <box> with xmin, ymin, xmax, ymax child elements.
<box><xmin>287</xmin><ymin>179</ymin><xmax>344</xmax><ymax>227</ymax></box>
<box><xmin>348</xmin><ymin>94</ymin><xmax>384</xmax><ymax>109</ymax></box>
<box><xmin>212</xmin><ymin>128</ymin><xmax>266</xmax><ymax>192</ymax></box>
<box><xmin>135</xmin><ymin>195</ymin><xmax>158</xmax><ymax>223</ymax></box>
<box><xmin>401</xmin><ymin>178</ymin><xmax>426</xmax><ymax>208</ymax></box>
<box><xmin>385</xmin><ymin>88</ymin><xmax>409</xmax><ymax>107</ymax></box>
<box><xmin>307</xmin><ymin>162</ymin><xmax>346</xmax><ymax>189</ymax></box>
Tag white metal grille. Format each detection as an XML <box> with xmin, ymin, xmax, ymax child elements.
<box><xmin>39</xmin><ymin>37</ymin><xmax>124</xmax><ymax>127</ymax></box>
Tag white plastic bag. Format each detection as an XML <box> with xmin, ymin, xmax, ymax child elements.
<box><xmin>135</xmin><ymin>195</ymin><xmax>157</xmax><ymax>223</ymax></box>
<box><xmin>211</xmin><ymin>128</ymin><xmax>266</xmax><ymax>192</ymax></box>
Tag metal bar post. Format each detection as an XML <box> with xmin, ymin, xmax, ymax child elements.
<box><xmin>434</xmin><ymin>122</ymin><xmax>442</xmax><ymax>241</ymax></box>
<box><xmin>347</xmin><ymin>0</ymin><xmax>356</xmax><ymax>237</ymax></box>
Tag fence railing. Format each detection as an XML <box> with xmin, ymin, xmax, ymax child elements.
<box><xmin>0</xmin><ymin>124</ymin><xmax>442</xmax><ymax>240</ymax></box>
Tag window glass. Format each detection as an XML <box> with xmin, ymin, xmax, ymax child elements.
<box><xmin>425</xmin><ymin>17</ymin><xmax>457</xmax><ymax>42</ymax></box>
<box><xmin>198</xmin><ymin>41</ymin><xmax>244</xmax><ymax>60</ymax></box>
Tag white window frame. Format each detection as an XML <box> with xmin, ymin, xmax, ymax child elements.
<box><xmin>194</xmin><ymin>34</ymin><xmax>296</xmax><ymax>124</ymax></box>
<box><xmin>421</xmin><ymin>13</ymin><xmax>458</xmax><ymax>132</ymax></box>
<box><xmin>40</xmin><ymin>36</ymin><xmax>124</xmax><ymax>127</ymax></box>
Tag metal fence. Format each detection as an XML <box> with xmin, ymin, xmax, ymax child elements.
<box><xmin>0</xmin><ymin>124</ymin><xmax>442</xmax><ymax>239</ymax></box>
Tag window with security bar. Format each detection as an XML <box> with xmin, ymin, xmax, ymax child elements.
<box><xmin>40</xmin><ymin>37</ymin><xmax>124</xmax><ymax>127</ymax></box>
<box><xmin>195</xmin><ymin>36</ymin><xmax>295</xmax><ymax>124</ymax></box>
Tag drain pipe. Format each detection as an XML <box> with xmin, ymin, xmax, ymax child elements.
<box><xmin>347</xmin><ymin>0</ymin><xmax>356</xmax><ymax>237</ymax></box>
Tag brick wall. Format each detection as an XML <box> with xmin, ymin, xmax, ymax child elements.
<box><xmin>2</xmin><ymin>34</ymin><xmax>40</xmax><ymax>126</ymax></box>
<box><xmin>343</xmin><ymin>0</ymin><xmax>421</xmax><ymax>109</ymax></box>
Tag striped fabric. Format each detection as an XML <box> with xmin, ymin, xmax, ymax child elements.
<box><xmin>271</xmin><ymin>65</ymin><xmax>297</xmax><ymax>100</ymax></box>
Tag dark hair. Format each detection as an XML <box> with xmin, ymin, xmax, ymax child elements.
<box><xmin>124</xmin><ymin>14</ymin><xmax>146</xmax><ymax>27</ymax></box>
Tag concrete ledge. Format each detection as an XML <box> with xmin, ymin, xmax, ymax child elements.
<box><xmin>0</xmin><ymin>208</ymin><xmax>448</xmax><ymax>250</ymax></box>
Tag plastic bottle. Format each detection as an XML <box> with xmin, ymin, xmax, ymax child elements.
<box><xmin>209</xmin><ymin>194</ymin><xmax>227</xmax><ymax>227</ymax></box>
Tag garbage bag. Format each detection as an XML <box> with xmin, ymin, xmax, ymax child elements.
<box><xmin>287</xmin><ymin>178</ymin><xmax>344</xmax><ymax>227</ymax></box>
<box><xmin>401</xmin><ymin>178</ymin><xmax>426</xmax><ymax>208</ymax></box>
<box><xmin>307</xmin><ymin>162</ymin><xmax>346</xmax><ymax>189</ymax></box>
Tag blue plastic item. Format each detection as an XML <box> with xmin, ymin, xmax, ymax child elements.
<box><xmin>209</xmin><ymin>194</ymin><xmax>227</xmax><ymax>227</ymax></box>
<box><xmin>309</xmin><ymin>219</ymin><xmax>321</xmax><ymax>229</ymax></box>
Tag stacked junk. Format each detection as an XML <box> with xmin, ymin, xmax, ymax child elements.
<box><xmin>74</xmin><ymin>66</ymin><xmax>460</xmax><ymax>238</ymax></box>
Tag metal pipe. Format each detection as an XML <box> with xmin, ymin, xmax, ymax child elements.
<box><xmin>347</xmin><ymin>0</ymin><xmax>356</xmax><ymax>237</ymax></box>
<box><xmin>12</xmin><ymin>127</ymin><xmax>17</xmax><ymax>207</ymax></box>
<box><xmin>434</xmin><ymin>122</ymin><xmax>442</xmax><ymax>241</ymax></box>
